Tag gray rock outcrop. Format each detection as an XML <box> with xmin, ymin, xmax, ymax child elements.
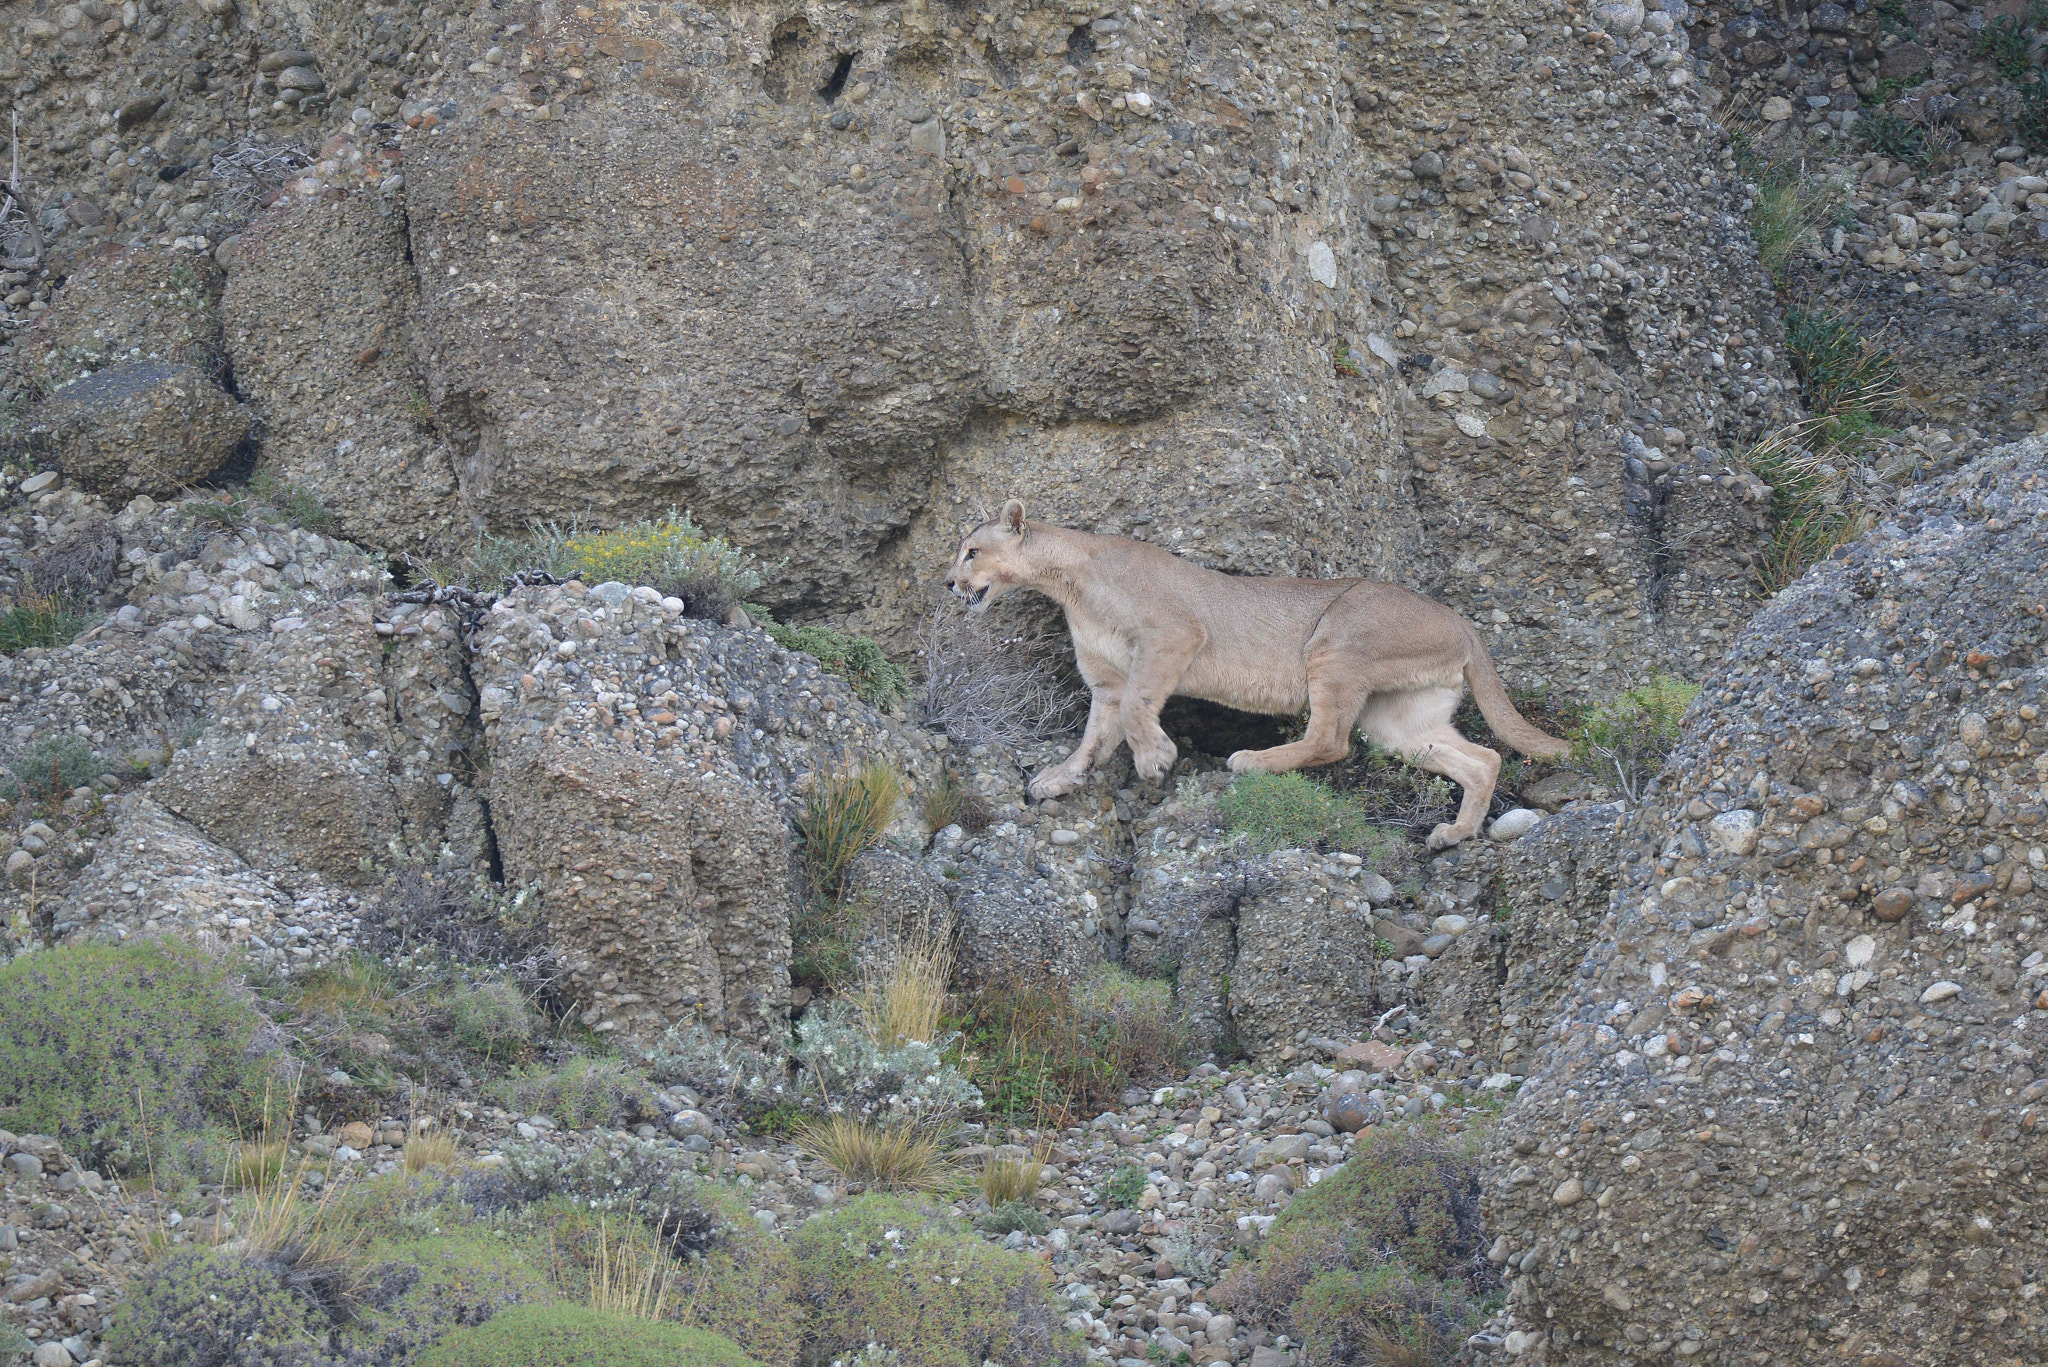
<box><xmin>37</xmin><ymin>360</ymin><xmax>250</xmax><ymax>495</ymax></box>
<box><xmin>1484</xmin><ymin>434</ymin><xmax>2048</xmax><ymax>1366</ymax></box>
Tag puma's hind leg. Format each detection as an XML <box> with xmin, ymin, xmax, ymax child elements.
<box><xmin>1358</xmin><ymin>686</ymin><xmax>1501</xmax><ymax>849</ymax></box>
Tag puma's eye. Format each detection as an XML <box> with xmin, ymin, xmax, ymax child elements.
<box><xmin>964</xmin><ymin>548</ymin><xmax>978</xmax><ymax>560</ymax></box>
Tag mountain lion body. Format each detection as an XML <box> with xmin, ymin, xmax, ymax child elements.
<box><xmin>943</xmin><ymin>500</ymin><xmax>1569</xmax><ymax>849</ymax></box>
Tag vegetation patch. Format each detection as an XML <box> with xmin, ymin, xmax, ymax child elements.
<box><xmin>447</xmin><ymin>510</ymin><xmax>770</xmax><ymax>613</ymax></box>
<box><xmin>790</xmin><ymin>1195</ymin><xmax>1081</xmax><ymax>1367</ymax></box>
<box><xmin>756</xmin><ymin>613</ymin><xmax>910</xmax><ymax>712</ymax></box>
<box><xmin>798</xmin><ymin>763</ymin><xmax>902</xmax><ymax>897</ymax></box>
<box><xmin>486</xmin><ymin>1056</ymin><xmax>656</xmax><ymax>1132</ymax></box>
<box><xmin>104</xmin><ymin>1247</ymin><xmax>338</xmax><ymax>1367</ymax></box>
<box><xmin>2</xmin><ymin>733</ymin><xmax>99</xmax><ymax>803</ymax></box>
<box><xmin>0</xmin><ymin>588</ymin><xmax>95</xmax><ymax>656</ymax></box>
<box><xmin>0</xmin><ymin>940</ymin><xmax>273</xmax><ymax>1179</ymax></box>
<box><xmin>1569</xmin><ymin>675</ymin><xmax>1700</xmax><ymax>803</ymax></box>
<box><xmin>415</xmin><ymin>1304</ymin><xmax>765</xmax><ymax>1367</ymax></box>
<box><xmin>345</xmin><ymin>1233</ymin><xmax>558</xmax><ymax>1364</ymax></box>
<box><xmin>1219</xmin><ymin>772</ymin><xmax>1377</xmax><ymax>855</ymax></box>
<box><xmin>946</xmin><ymin>966</ymin><xmax>1187</xmax><ymax>1122</ymax></box>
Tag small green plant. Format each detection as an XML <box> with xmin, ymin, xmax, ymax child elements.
<box><xmin>450</xmin><ymin>978</ymin><xmax>536</xmax><ymax>1056</ymax></box>
<box><xmin>2</xmin><ymin>733</ymin><xmax>98</xmax><ymax>802</ymax></box>
<box><xmin>457</xmin><ymin>510</ymin><xmax>771</xmax><ymax>612</ymax></box>
<box><xmin>921</xmin><ymin>767</ymin><xmax>991</xmax><ymax>835</ymax></box>
<box><xmin>1569</xmin><ymin>675</ymin><xmax>1700</xmax><ymax>803</ymax></box>
<box><xmin>1975</xmin><ymin>14</ymin><xmax>2034</xmax><ymax>81</ymax></box>
<box><xmin>799</xmin><ymin>762</ymin><xmax>903</xmax><ymax>896</ymax></box>
<box><xmin>757</xmin><ymin>613</ymin><xmax>911</xmax><ymax>711</ymax></box>
<box><xmin>0</xmin><ymin>588</ymin><xmax>95</xmax><ymax>655</ymax></box>
<box><xmin>0</xmin><ymin>1320</ymin><xmax>33</xmax><ymax>1365</ymax></box>
<box><xmin>1783</xmin><ymin>307</ymin><xmax>1898</xmax><ymax>416</ymax></box>
<box><xmin>2021</xmin><ymin>69</ymin><xmax>2048</xmax><ymax>155</ymax></box>
<box><xmin>947</xmin><ymin>967</ymin><xmax>1187</xmax><ymax>1123</ymax></box>
<box><xmin>248</xmin><ymin>468</ymin><xmax>338</xmax><ymax>531</ymax></box>
<box><xmin>489</xmin><ymin>1056</ymin><xmax>655</xmax><ymax>1131</ymax></box>
<box><xmin>1333</xmin><ymin>342</ymin><xmax>1364</xmax><ymax>378</ymax></box>
<box><xmin>977</xmin><ymin>1198</ymin><xmax>1049</xmax><ymax>1237</ymax></box>
<box><xmin>791</xmin><ymin>893</ymin><xmax>864</xmax><ymax>991</ymax></box>
<box><xmin>1103</xmin><ymin>1162</ymin><xmax>1147</xmax><ymax>1210</ymax></box>
<box><xmin>1858</xmin><ymin>107</ymin><xmax>1928</xmax><ymax>163</ymax></box>
<box><xmin>1876</xmin><ymin>0</ymin><xmax>1914</xmax><ymax>37</ymax></box>
<box><xmin>1219</xmin><ymin>771</ymin><xmax>1375</xmax><ymax>854</ymax></box>
<box><xmin>407</xmin><ymin>389</ymin><xmax>436</xmax><ymax>430</ymax></box>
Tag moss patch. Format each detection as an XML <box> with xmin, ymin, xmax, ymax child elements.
<box><xmin>415</xmin><ymin>1304</ymin><xmax>764</xmax><ymax>1367</ymax></box>
<box><xmin>672</xmin><ymin>1184</ymin><xmax>803</xmax><ymax>1366</ymax></box>
<box><xmin>790</xmin><ymin>1195</ymin><xmax>1082</xmax><ymax>1367</ymax></box>
<box><xmin>104</xmin><ymin>1248</ymin><xmax>334</xmax><ymax>1367</ymax></box>
<box><xmin>343</xmin><ymin>1233</ymin><xmax>558</xmax><ymax>1364</ymax></box>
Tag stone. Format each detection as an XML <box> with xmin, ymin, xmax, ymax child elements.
<box><xmin>1704</xmin><ymin>809</ymin><xmax>1759</xmax><ymax>856</ymax></box>
<box><xmin>33</xmin><ymin>362</ymin><xmax>251</xmax><ymax>497</ymax></box>
<box><xmin>1306</xmin><ymin>242</ymin><xmax>1338</xmax><ymax>288</ymax></box>
<box><xmin>1488</xmin><ymin>808</ymin><xmax>1543</xmax><ymax>841</ymax></box>
<box><xmin>1760</xmin><ymin>97</ymin><xmax>1795</xmax><ymax>122</ymax></box>
<box><xmin>17</xmin><ymin>249</ymin><xmax>226</xmax><ymax>390</ymax></box>
<box><xmin>1919</xmin><ymin>980</ymin><xmax>1962</xmax><ymax>1004</ymax></box>
<box><xmin>1870</xmin><ymin>887</ymin><xmax>1914</xmax><ymax>921</ymax></box>
<box><xmin>1522</xmin><ymin>772</ymin><xmax>1593</xmax><ymax>811</ymax></box>
<box><xmin>336</xmin><ymin>1121</ymin><xmax>374</xmax><ymax>1149</ymax></box>
<box><xmin>1335</xmin><ymin>1039</ymin><xmax>1408</xmax><ymax>1073</ymax></box>
<box><xmin>1325</xmin><ymin>1090</ymin><xmax>1377</xmax><ymax>1133</ymax></box>
<box><xmin>5</xmin><ymin>1152</ymin><xmax>43</xmax><ymax>1177</ymax></box>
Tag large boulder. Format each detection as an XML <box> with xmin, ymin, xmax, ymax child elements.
<box><xmin>152</xmin><ymin>596</ymin><xmax>472</xmax><ymax>885</ymax></box>
<box><xmin>471</xmin><ymin>580</ymin><xmax>939</xmax><ymax>1048</ymax></box>
<box><xmin>35</xmin><ymin>360</ymin><xmax>250</xmax><ymax>495</ymax></box>
<box><xmin>16</xmin><ymin>248</ymin><xmax>226</xmax><ymax>391</ymax></box>
<box><xmin>1486</xmin><ymin>435</ymin><xmax>2048</xmax><ymax>1365</ymax></box>
<box><xmin>221</xmin><ymin>191</ymin><xmax>463</xmax><ymax>550</ymax></box>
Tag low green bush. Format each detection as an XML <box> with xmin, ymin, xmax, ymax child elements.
<box><xmin>0</xmin><ymin>941</ymin><xmax>273</xmax><ymax>1178</ymax></box>
<box><xmin>1103</xmin><ymin>1162</ymin><xmax>1147</xmax><ymax>1210</ymax></box>
<box><xmin>1219</xmin><ymin>771</ymin><xmax>1375</xmax><ymax>854</ymax></box>
<box><xmin>671</xmin><ymin>1183</ymin><xmax>804</xmax><ymax>1366</ymax></box>
<box><xmin>415</xmin><ymin>1305</ymin><xmax>764</xmax><ymax>1367</ymax></box>
<box><xmin>1569</xmin><ymin>675</ymin><xmax>1700</xmax><ymax>803</ymax></box>
<box><xmin>947</xmin><ymin>966</ymin><xmax>1189</xmax><ymax>1121</ymax></box>
<box><xmin>976</xmin><ymin>1199</ymin><xmax>1049</xmax><ymax>1237</ymax></box>
<box><xmin>2</xmin><ymin>733</ymin><xmax>99</xmax><ymax>802</ymax></box>
<box><xmin>453</xmin><ymin>511</ymin><xmax>770</xmax><ymax>614</ymax></box>
<box><xmin>1217</xmin><ymin>1126</ymin><xmax>1495</xmax><ymax>1358</ymax></box>
<box><xmin>757</xmin><ymin>616</ymin><xmax>910</xmax><ymax>712</ymax></box>
<box><xmin>449</xmin><ymin>980</ymin><xmax>535</xmax><ymax>1056</ymax></box>
<box><xmin>790</xmin><ymin>1195</ymin><xmax>1082</xmax><ymax>1367</ymax></box>
<box><xmin>343</xmin><ymin>1233</ymin><xmax>558</xmax><ymax>1364</ymax></box>
<box><xmin>105</xmin><ymin>1247</ymin><xmax>335</xmax><ymax>1367</ymax></box>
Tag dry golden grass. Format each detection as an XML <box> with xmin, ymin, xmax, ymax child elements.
<box><xmin>585</xmin><ymin>1217</ymin><xmax>680</xmax><ymax>1321</ymax></box>
<box><xmin>798</xmin><ymin>1115</ymin><xmax>954</xmax><ymax>1192</ymax></box>
<box><xmin>799</xmin><ymin>762</ymin><xmax>903</xmax><ymax>895</ymax></box>
<box><xmin>859</xmin><ymin>936</ymin><xmax>953</xmax><ymax>1050</ymax></box>
<box><xmin>977</xmin><ymin>1146</ymin><xmax>1046</xmax><ymax>1206</ymax></box>
<box><xmin>401</xmin><ymin>1118</ymin><xmax>460</xmax><ymax>1174</ymax></box>
<box><xmin>227</xmin><ymin>1138</ymin><xmax>289</xmax><ymax>1190</ymax></box>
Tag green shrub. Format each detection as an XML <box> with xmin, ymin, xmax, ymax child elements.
<box><xmin>0</xmin><ymin>941</ymin><xmax>272</xmax><ymax>1177</ymax></box>
<box><xmin>790</xmin><ymin>1195</ymin><xmax>1081</xmax><ymax>1367</ymax></box>
<box><xmin>757</xmin><ymin>616</ymin><xmax>910</xmax><ymax>712</ymax></box>
<box><xmin>449</xmin><ymin>980</ymin><xmax>535</xmax><ymax>1056</ymax></box>
<box><xmin>1783</xmin><ymin>307</ymin><xmax>1897</xmax><ymax>416</ymax></box>
<box><xmin>1103</xmin><ymin>1162</ymin><xmax>1147</xmax><ymax>1210</ymax></box>
<box><xmin>2</xmin><ymin>733</ymin><xmax>99</xmax><ymax>802</ymax></box>
<box><xmin>487</xmin><ymin>1056</ymin><xmax>655</xmax><ymax>1131</ymax></box>
<box><xmin>1569</xmin><ymin>675</ymin><xmax>1700</xmax><ymax>803</ymax></box>
<box><xmin>415</xmin><ymin>1304</ymin><xmax>765</xmax><ymax>1367</ymax></box>
<box><xmin>343</xmin><ymin>1233</ymin><xmax>558</xmax><ymax>1364</ymax></box>
<box><xmin>1291</xmin><ymin>1262</ymin><xmax>1486</xmax><ymax>1367</ymax></box>
<box><xmin>1217</xmin><ymin>1126</ymin><xmax>1492</xmax><ymax>1332</ymax></box>
<box><xmin>1975</xmin><ymin>13</ymin><xmax>2033</xmax><ymax>80</ymax></box>
<box><xmin>0</xmin><ymin>591</ymin><xmax>95</xmax><ymax>656</ymax></box>
<box><xmin>462</xmin><ymin>1138</ymin><xmax>726</xmax><ymax>1265</ymax></box>
<box><xmin>1220</xmin><ymin>771</ymin><xmax>1376</xmax><ymax>854</ymax></box>
<box><xmin>947</xmin><ymin>967</ymin><xmax>1189</xmax><ymax>1121</ymax></box>
<box><xmin>0</xmin><ymin>1321</ymin><xmax>32</xmax><ymax>1366</ymax></box>
<box><xmin>105</xmin><ymin>1247</ymin><xmax>335</xmax><ymax>1367</ymax></box>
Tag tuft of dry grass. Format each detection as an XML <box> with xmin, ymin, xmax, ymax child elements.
<box><xmin>977</xmin><ymin>1147</ymin><xmax>1046</xmax><ymax>1206</ymax></box>
<box><xmin>401</xmin><ymin>1118</ymin><xmax>460</xmax><ymax>1174</ymax></box>
<box><xmin>584</xmin><ymin>1217</ymin><xmax>680</xmax><ymax>1322</ymax></box>
<box><xmin>799</xmin><ymin>762</ymin><xmax>903</xmax><ymax>896</ymax></box>
<box><xmin>920</xmin><ymin>766</ymin><xmax>992</xmax><ymax>835</ymax></box>
<box><xmin>798</xmin><ymin>1116</ymin><xmax>954</xmax><ymax>1192</ymax></box>
<box><xmin>917</xmin><ymin>606</ymin><xmax>1085</xmax><ymax>747</ymax></box>
<box><xmin>859</xmin><ymin>937</ymin><xmax>953</xmax><ymax>1050</ymax></box>
<box><xmin>227</xmin><ymin>1138</ymin><xmax>289</xmax><ymax>1190</ymax></box>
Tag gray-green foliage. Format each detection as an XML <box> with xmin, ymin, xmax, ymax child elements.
<box><xmin>104</xmin><ymin>1248</ymin><xmax>336</xmax><ymax>1367</ymax></box>
<box><xmin>2</xmin><ymin>733</ymin><xmax>98</xmax><ymax>801</ymax></box>
<box><xmin>1218</xmin><ymin>772</ymin><xmax>1375</xmax><ymax>854</ymax></box>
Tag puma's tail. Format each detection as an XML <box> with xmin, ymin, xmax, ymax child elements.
<box><xmin>1463</xmin><ymin>630</ymin><xmax>1572</xmax><ymax>759</ymax></box>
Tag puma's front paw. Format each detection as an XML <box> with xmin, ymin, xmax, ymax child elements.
<box><xmin>1426</xmin><ymin>821</ymin><xmax>1469</xmax><ymax>851</ymax></box>
<box><xmin>1226</xmin><ymin>749</ymin><xmax>1270</xmax><ymax>774</ymax></box>
<box><xmin>1028</xmin><ymin>765</ymin><xmax>1083</xmax><ymax>801</ymax></box>
<box><xmin>1130</xmin><ymin>738</ymin><xmax>1178</xmax><ymax>783</ymax></box>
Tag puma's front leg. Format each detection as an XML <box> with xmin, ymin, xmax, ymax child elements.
<box><xmin>1118</xmin><ymin>625</ymin><xmax>1204</xmax><ymax>783</ymax></box>
<box><xmin>1028</xmin><ymin>682</ymin><xmax>1123</xmax><ymax>800</ymax></box>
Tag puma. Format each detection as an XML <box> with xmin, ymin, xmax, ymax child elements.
<box><xmin>943</xmin><ymin>500</ymin><xmax>1570</xmax><ymax>849</ymax></box>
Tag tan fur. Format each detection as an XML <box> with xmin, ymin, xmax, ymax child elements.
<box><xmin>943</xmin><ymin>500</ymin><xmax>1570</xmax><ymax>849</ymax></box>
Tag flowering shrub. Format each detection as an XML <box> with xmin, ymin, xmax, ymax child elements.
<box><xmin>793</xmin><ymin>1002</ymin><xmax>981</xmax><ymax>1124</ymax></box>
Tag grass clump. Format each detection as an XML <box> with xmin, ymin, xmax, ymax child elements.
<box><xmin>858</xmin><ymin>938</ymin><xmax>952</xmax><ymax>1052</ymax></box>
<box><xmin>1784</xmin><ymin>307</ymin><xmax>1898</xmax><ymax>418</ymax></box>
<box><xmin>2</xmin><ymin>733</ymin><xmax>99</xmax><ymax>802</ymax></box>
<box><xmin>758</xmin><ymin>612</ymin><xmax>911</xmax><ymax>712</ymax></box>
<box><xmin>1217</xmin><ymin>1127</ymin><xmax>1496</xmax><ymax>1367</ymax></box>
<box><xmin>415</xmin><ymin>1304</ymin><xmax>765</xmax><ymax>1367</ymax></box>
<box><xmin>920</xmin><ymin>767</ymin><xmax>992</xmax><ymax>835</ymax></box>
<box><xmin>1220</xmin><ymin>772</ymin><xmax>1375</xmax><ymax>854</ymax></box>
<box><xmin>450</xmin><ymin>979</ymin><xmax>537</xmax><ymax>1056</ymax></box>
<box><xmin>0</xmin><ymin>588</ymin><xmax>95</xmax><ymax>656</ymax></box>
<box><xmin>1569</xmin><ymin>675</ymin><xmax>1699</xmax><ymax>803</ymax></box>
<box><xmin>1730</xmin><ymin>115</ymin><xmax>1849</xmax><ymax>280</ymax></box>
<box><xmin>790</xmin><ymin>1194</ymin><xmax>1082</xmax><ymax>1367</ymax></box>
<box><xmin>0</xmin><ymin>940</ymin><xmax>272</xmax><ymax>1179</ymax></box>
<box><xmin>977</xmin><ymin>1148</ymin><xmax>1045</xmax><ymax>1207</ymax></box>
<box><xmin>977</xmin><ymin>1198</ymin><xmax>1049</xmax><ymax>1237</ymax></box>
<box><xmin>947</xmin><ymin>967</ymin><xmax>1187</xmax><ymax>1122</ymax></box>
<box><xmin>1974</xmin><ymin>12</ymin><xmax>2037</xmax><ymax>81</ymax></box>
<box><xmin>799</xmin><ymin>762</ymin><xmax>902</xmax><ymax>896</ymax></box>
<box><xmin>344</xmin><ymin>1231</ymin><xmax>557</xmax><ymax>1364</ymax></box>
<box><xmin>798</xmin><ymin>1116</ymin><xmax>955</xmax><ymax>1192</ymax></box>
<box><xmin>1858</xmin><ymin>107</ymin><xmax>1928</xmax><ymax>163</ymax></box>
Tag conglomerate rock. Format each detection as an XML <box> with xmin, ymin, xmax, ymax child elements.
<box><xmin>36</xmin><ymin>359</ymin><xmax>251</xmax><ymax>496</ymax></box>
<box><xmin>1484</xmin><ymin>434</ymin><xmax>2048</xmax><ymax>1366</ymax></box>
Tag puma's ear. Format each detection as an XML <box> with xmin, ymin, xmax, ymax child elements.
<box><xmin>1002</xmin><ymin>499</ymin><xmax>1026</xmax><ymax>535</ymax></box>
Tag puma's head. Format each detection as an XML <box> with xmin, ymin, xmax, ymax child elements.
<box><xmin>944</xmin><ymin>498</ymin><xmax>1030</xmax><ymax>612</ymax></box>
